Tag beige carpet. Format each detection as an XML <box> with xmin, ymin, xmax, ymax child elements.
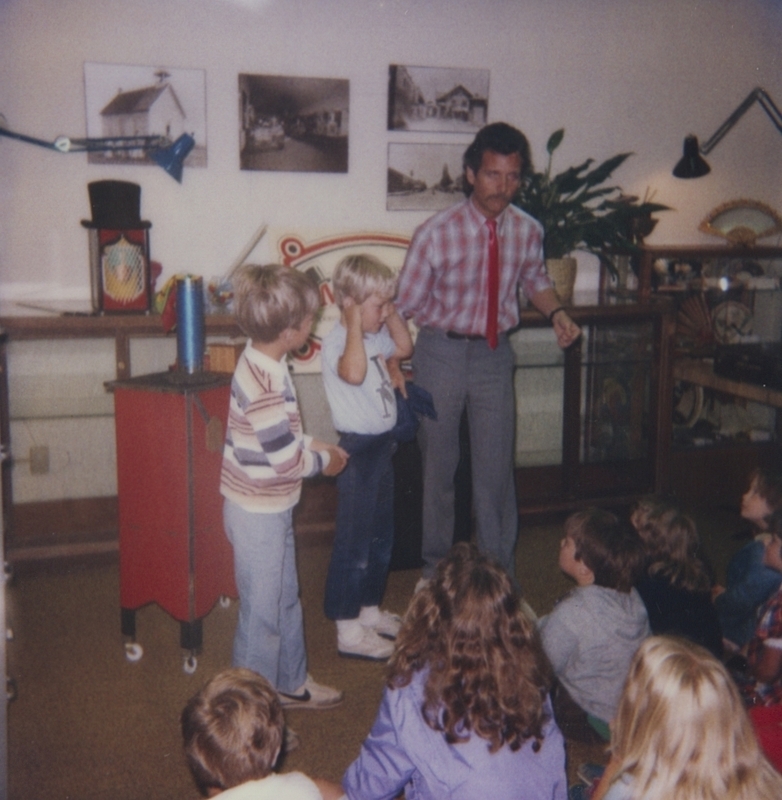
<box><xmin>7</xmin><ymin>509</ymin><xmax>743</xmax><ymax>799</ymax></box>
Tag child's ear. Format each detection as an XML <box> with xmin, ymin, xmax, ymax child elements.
<box><xmin>575</xmin><ymin>559</ymin><xmax>595</xmax><ymax>586</ymax></box>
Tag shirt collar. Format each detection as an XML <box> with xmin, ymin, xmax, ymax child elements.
<box><xmin>466</xmin><ymin>196</ymin><xmax>509</xmax><ymax>233</ymax></box>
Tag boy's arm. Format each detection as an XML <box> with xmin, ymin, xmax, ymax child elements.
<box><xmin>337</xmin><ymin>301</ymin><xmax>368</xmax><ymax>385</ymax></box>
<box><xmin>385</xmin><ymin>304</ymin><xmax>414</xmax><ymax>360</ymax></box>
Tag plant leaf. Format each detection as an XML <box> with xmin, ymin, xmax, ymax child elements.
<box><xmin>546</xmin><ymin>129</ymin><xmax>565</xmax><ymax>155</ymax></box>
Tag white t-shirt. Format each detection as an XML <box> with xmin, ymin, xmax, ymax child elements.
<box><xmin>215</xmin><ymin>772</ymin><xmax>325</xmax><ymax>800</ymax></box>
<box><xmin>321</xmin><ymin>323</ymin><xmax>397</xmax><ymax>435</ymax></box>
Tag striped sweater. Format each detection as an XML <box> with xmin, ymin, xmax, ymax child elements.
<box><xmin>220</xmin><ymin>342</ymin><xmax>329</xmax><ymax>513</ymax></box>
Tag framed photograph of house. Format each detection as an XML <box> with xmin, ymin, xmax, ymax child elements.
<box><xmin>83</xmin><ymin>62</ymin><xmax>207</xmax><ymax>167</ymax></box>
<box><xmin>388</xmin><ymin>65</ymin><xmax>489</xmax><ymax>133</ymax></box>
<box><xmin>387</xmin><ymin>142</ymin><xmax>466</xmax><ymax>211</ymax></box>
<box><xmin>238</xmin><ymin>74</ymin><xmax>349</xmax><ymax>173</ymax></box>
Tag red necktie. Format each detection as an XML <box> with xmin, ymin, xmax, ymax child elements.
<box><xmin>486</xmin><ymin>218</ymin><xmax>499</xmax><ymax>349</ymax></box>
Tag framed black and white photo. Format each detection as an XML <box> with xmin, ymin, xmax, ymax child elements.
<box><xmin>388</xmin><ymin>65</ymin><xmax>489</xmax><ymax>133</ymax></box>
<box><xmin>84</xmin><ymin>62</ymin><xmax>207</xmax><ymax>167</ymax></box>
<box><xmin>239</xmin><ymin>74</ymin><xmax>349</xmax><ymax>173</ymax></box>
<box><xmin>387</xmin><ymin>142</ymin><xmax>467</xmax><ymax>211</ymax></box>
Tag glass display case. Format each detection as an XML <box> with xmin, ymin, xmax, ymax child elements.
<box><xmin>512</xmin><ymin>292</ymin><xmax>674</xmax><ymax>514</ymax></box>
<box><xmin>606</xmin><ymin>245</ymin><xmax>782</xmax><ymax>507</ymax></box>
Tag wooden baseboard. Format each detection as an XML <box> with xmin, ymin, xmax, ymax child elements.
<box><xmin>7</xmin><ymin>481</ymin><xmax>340</xmax><ymax>564</ymax></box>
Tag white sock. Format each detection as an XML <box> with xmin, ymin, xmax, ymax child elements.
<box><xmin>359</xmin><ymin>605</ymin><xmax>381</xmax><ymax>626</ymax></box>
<box><xmin>336</xmin><ymin>618</ymin><xmax>363</xmax><ymax>644</ymax></box>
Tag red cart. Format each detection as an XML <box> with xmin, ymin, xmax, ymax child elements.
<box><xmin>109</xmin><ymin>371</ymin><xmax>237</xmax><ymax>673</ymax></box>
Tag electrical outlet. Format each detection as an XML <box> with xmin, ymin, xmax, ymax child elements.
<box><xmin>29</xmin><ymin>445</ymin><xmax>50</xmax><ymax>475</ymax></box>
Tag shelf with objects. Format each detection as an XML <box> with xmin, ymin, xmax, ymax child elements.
<box><xmin>512</xmin><ymin>289</ymin><xmax>675</xmax><ymax>516</ymax></box>
<box><xmin>602</xmin><ymin>244</ymin><xmax>782</xmax><ymax>508</ymax></box>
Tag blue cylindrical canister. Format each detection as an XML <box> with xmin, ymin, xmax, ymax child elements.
<box><xmin>176</xmin><ymin>275</ymin><xmax>205</xmax><ymax>373</ymax></box>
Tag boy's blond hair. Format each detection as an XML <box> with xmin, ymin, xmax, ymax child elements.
<box><xmin>233</xmin><ymin>263</ymin><xmax>320</xmax><ymax>343</ymax></box>
<box><xmin>331</xmin><ymin>253</ymin><xmax>397</xmax><ymax>308</ymax></box>
<box><xmin>181</xmin><ymin>667</ymin><xmax>284</xmax><ymax>796</ymax></box>
<box><xmin>609</xmin><ymin>636</ymin><xmax>782</xmax><ymax>800</ymax></box>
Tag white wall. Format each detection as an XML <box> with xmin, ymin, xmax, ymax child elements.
<box><xmin>2</xmin><ymin>0</ymin><xmax>782</xmax><ymax>501</ymax></box>
<box><xmin>2</xmin><ymin>0</ymin><xmax>782</xmax><ymax>300</ymax></box>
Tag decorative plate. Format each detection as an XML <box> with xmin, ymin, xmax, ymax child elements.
<box><xmin>699</xmin><ymin>199</ymin><xmax>782</xmax><ymax>245</ymax></box>
<box><xmin>711</xmin><ymin>301</ymin><xmax>753</xmax><ymax>344</ymax></box>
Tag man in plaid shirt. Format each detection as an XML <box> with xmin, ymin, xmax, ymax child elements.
<box><xmin>396</xmin><ymin>122</ymin><xmax>581</xmax><ymax>582</ymax></box>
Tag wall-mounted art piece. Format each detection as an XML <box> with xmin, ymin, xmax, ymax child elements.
<box><xmin>83</xmin><ymin>62</ymin><xmax>207</xmax><ymax>167</ymax></box>
<box><xmin>387</xmin><ymin>142</ymin><xmax>467</xmax><ymax>211</ymax></box>
<box><xmin>239</xmin><ymin>74</ymin><xmax>349</xmax><ymax>173</ymax></box>
<box><xmin>388</xmin><ymin>65</ymin><xmax>489</xmax><ymax>133</ymax></box>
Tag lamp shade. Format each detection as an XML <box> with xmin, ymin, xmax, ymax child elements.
<box><xmin>150</xmin><ymin>133</ymin><xmax>195</xmax><ymax>183</ymax></box>
<box><xmin>673</xmin><ymin>135</ymin><xmax>711</xmax><ymax>179</ymax></box>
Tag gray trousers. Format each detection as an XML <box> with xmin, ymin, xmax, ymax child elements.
<box><xmin>412</xmin><ymin>327</ymin><xmax>519</xmax><ymax>579</ymax></box>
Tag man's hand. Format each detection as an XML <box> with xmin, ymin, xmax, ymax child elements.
<box><xmin>552</xmin><ymin>309</ymin><xmax>581</xmax><ymax>349</ymax></box>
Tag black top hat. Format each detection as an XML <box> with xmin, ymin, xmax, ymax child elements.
<box><xmin>81</xmin><ymin>180</ymin><xmax>152</xmax><ymax>229</ymax></box>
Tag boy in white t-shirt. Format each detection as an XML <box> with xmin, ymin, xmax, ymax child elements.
<box><xmin>321</xmin><ymin>254</ymin><xmax>414</xmax><ymax>660</ymax></box>
<box><xmin>181</xmin><ymin>667</ymin><xmax>344</xmax><ymax>799</ymax></box>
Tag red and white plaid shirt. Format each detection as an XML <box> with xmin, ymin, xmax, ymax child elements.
<box><xmin>397</xmin><ymin>198</ymin><xmax>551</xmax><ymax>335</ymax></box>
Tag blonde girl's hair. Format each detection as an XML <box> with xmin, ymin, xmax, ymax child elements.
<box><xmin>233</xmin><ymin>263</ymin><xmax>320</xmax><ymax>343</ymax></box>
<box><xmin>331</xmin><ymin>253</ymin><xmax>397</xmax><ymax>308</ymax></box>
<box><xmin>608</xmin><ymin>636</ymin><xmax>782</xmax><ymax>800</ymax></box>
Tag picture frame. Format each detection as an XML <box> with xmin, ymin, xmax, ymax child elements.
<box><xmin>387</xmin><ymin>142</ymin><xmax>467</xmax><ymax>211</ymax></box>
<box><xmin>388</xmin><ymin>65</ymin><xmax>489</xmax><ymax>133</ymax></box>
<box><xmin>83</xmin><ymin>62</ymin><xmax>207</xmax><ymax>167</ymax></box>
<box><xmin>239</xmin><ymin>74</ymin><xmax>349</xmax><ymax>173</ymax></box>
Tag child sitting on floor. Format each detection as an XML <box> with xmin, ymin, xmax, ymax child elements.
<box><xmin>591</xmin><ymin>636</ymin><xmax>782</xmax><ymax>800</ymax></box>
<box><xmin>713</xmin><ymin>467</ymin><xmax>782</xmax><ymax>650</ymax></box>
<box><xmin>634</xmin><ymin>505</ymin><xmax>723</xmax><ymax>658</ymax></box>
<box><xmin>735</xmin><ymin>511</ymin><xmax>782</xmax><ymax>708</ymax></box>
<box><xmin>538</xmin><ymin>508</ymin><xmax>649</xmax><ymax>741</ymax></box>
<box><xmin>342</xmin><ymin>542</ymin><xmax>567</xmax><ymax>800</ymax></box>
<box><xmin>181</xmin><ymin>667</ymin><xmax>345</xmax><ymax>799</ymax></box>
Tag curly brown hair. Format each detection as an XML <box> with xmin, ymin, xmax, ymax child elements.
<box><xmin>388</xmin><ymin>543</ymin><xmax>553</xmax><ymax>754</ymax></box>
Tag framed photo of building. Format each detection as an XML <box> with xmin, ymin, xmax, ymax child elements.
<box><xmin>239</xmin><ymin>74</ymin><xmax>349</xmax><ymax>173</ymax></box>
<box><xmin>83</xmin><ymin>62</ymin><xmax>207</xmax><ymax>167</ymax></box>
<box><xmin>387</xmin><ymin>142</ymin><xmax>467</xmax><ymax>211</ymax></box>
<box><xmin>388</xmin><ymin>65</ymin><xmax>489</xmax><ymax>133</ymax></box>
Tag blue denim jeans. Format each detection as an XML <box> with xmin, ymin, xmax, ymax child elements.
<box><xmin>716</xmin><ymin>539</ymin><xmax>782</xmax><ymax>647</ymax></box>
<box><xmin>323</xmin><ymin>431</ymin><xmax>396</xmax><ymax>621</ymax></box>
<box><xmin>223</xmin><ymin>499</ymin><xmax>307</xmax><ymax>694</ymax></box>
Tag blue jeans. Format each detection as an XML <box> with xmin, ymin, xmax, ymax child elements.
<box><xmin>716</xmin><ymin>539</ymin><xmax>782</xmax><ymax>647</ymax></box>
<box><xmin>223</xmin><ymin>499</ymin><xmax>307</xmax><ymax>694</ymax></box>
<box><xmin>323</xmin><ymin>432</ymin><xmax>396</xmax><ymax>620</ymax></box>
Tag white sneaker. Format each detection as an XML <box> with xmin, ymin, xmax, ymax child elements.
<box><xmin>338</xmin><ymin>627</ymin><xmax>394</xmax><ymax>661</ymax></box>
<box><xmin>359</xmin><ymin>606</ymin><xmax>403</xmax><ymax>640</ymax></box>
<box><xmin>278</xmin><ymin>674</ymin><xmax>343</xmax><ymax>710</ymax></box>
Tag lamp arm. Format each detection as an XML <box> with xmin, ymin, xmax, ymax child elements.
<box><xmin>0</xmin><ymin>126</ymin><xmax>61</xmax><ymax>151</ymax></box>
<box><xmin>700</xmin><ymin>87</ymin><xmax>782</xmax><ymax>155</ymax></box>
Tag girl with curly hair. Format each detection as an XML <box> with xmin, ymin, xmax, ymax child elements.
<box><xmin>342</xmin><ymin>542</ymin><xmax>567</xmax><ymax>800</ymax></box>
<box><xmin>592</xmin><ymin>636</ymin><xmax>782</xmax><ymax>800</ymax></box>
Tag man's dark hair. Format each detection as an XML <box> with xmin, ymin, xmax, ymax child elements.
<box><xmin>462</xmin><ymin>122</ymin><xmax>533</xmax><ymax>195</ymax></box>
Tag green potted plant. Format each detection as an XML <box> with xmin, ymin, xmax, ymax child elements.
<box><xmin>513</xmin><ymin>128</ymin><xmax>669</xmax><ymax>301</ymax></box>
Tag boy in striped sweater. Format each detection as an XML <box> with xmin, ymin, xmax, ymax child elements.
<box><xmin>221</xmin><ymin>264</ymin><xmax>348</xmax><ymax>719</ymax></box>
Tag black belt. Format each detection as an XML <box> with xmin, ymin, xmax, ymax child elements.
<box><xmin>445</xmin><ymin>331</ymin><xmax>486</xmax><ymax>341</ymax></box>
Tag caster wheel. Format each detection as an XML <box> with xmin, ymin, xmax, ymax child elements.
<box><xmin>184</xmin><ymin>655</ymin><xmax>198</xmax><ymax>675</ymax></box>
<box><xmin>124</xmin><ymin>642</ymin><xmax>143</xmax><ymax>662</ymax></box>
<box><xmin>219</xmin><ymin>595</ymin><xmax>231</xmax><ymax>609</ymax></box>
